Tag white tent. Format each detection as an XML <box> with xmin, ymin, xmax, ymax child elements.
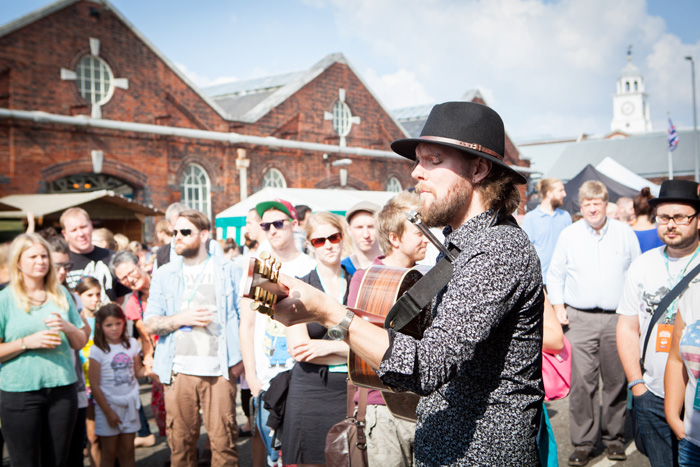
<box><xmin>215</xmin><ymin>188</ymin><xmax>397</xmax><ymax>242</ymax></box>
<box><xmin>595</xmin><ymin>157</ymin><xmax>660</xmax><ymax>197</ymax></box>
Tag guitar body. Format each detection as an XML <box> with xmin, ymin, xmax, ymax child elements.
<box><xmin>348</xmin><ymin>264</ymin><xmax>432</xmax><ymax>422</ymax></box>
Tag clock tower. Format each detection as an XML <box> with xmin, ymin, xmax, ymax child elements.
<box><xmin>610</xmin><ymin>49</ymin><xmax>652</xmax><ymax>134</ymax></box>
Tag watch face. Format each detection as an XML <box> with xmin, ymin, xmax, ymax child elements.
<box><xmin>327</xmin><ymin>327</ymin><xmax>345</xmax><ymax>340</ymax></box>
<box><xmin>622</xmin><ymin>102</ymin><xmax>634</xmax><ymax>115</ymax></box>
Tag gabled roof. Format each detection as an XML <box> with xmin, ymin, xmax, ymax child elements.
<box><xmin>203</xmin><ymin>52</ymin><xmax>410</xmax><ymax>133</ymax></box>
<box><xmin>0</xmin><ymin>0</ymin><xmax>230</xmax><ymax>120</ymax></box>
<box><xmin>546</xmin><ymin>128</ymin><xmax>698</xmax><ymax>180</ymax></box>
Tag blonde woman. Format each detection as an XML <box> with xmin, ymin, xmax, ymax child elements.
<box><xmin>0</xmin><ymin>233</ymin><xmax>87</xmax><ymax>466</ymax></box>
<box><xmin>281</xmin><ymin>212</ymin><xmax>352</xmax><ymax>466</ymax></box>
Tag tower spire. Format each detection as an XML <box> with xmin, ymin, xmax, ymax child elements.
<box><xmin>627</xmin><ymin>45</ymin><xmax>632</xmax><ymax>62</ymax></box>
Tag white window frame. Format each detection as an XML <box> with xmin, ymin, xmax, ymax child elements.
<box><xmin>332</xmin><ymin>100</ymin><xmax>353</xmax><ymax>137</ymax></box>
<box><xmin>181</xmin><ymin>163</ymin><xmax>211</xmax><ymax>219</ymax></box>
<box><xmin>262</xmin><ymin>168</ymin><xmax>287</xmax><ymax>188</ymax></box>
<box><xmin>76</xmin><ymin>55</ymin><xmax>115</xmax><ymax>106</ymax></box>
<box><xmin>386</xmin><ymin>176</ymin><xmax>402</xmax><ymax>192</ymax></box>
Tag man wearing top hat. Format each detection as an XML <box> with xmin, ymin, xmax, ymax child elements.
<box><xmin>617</xmin><ymin>179</ymin><xmax>700</xmax><ymax>467</ymax></box>
<box><xmin>270</xmin><ymin>102</ymin><xmax>544</xmax><ymax>466</ymax></box>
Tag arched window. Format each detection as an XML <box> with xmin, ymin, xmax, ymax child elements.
<box><xmin>332</xmin><ymin>100</ymin><xmax>353</xmax><ymax>138</ymax></box>
<box><xmin>625</xmin><ymin>81</ymin><xmax>630</xmax><ymax>92</ymax></box>
<box><xmin>634</xmin><ymin>81</ymin><xmax>638</xmax><ymax>91</ymax></box>
<box><xmin>76</xmin><ymin>55</ymin><xmax>114</xmax><ymax>105</ymax></box>
<box><xmin>386</xmin><ymin>176</ymin><xmax>402</xmax><ymax>193</ymax></box>
<box><xmin>262</xmin><ymin>168</ymin><xmax>287</xmax><ymax>188</ymax></box>
<box><xmin>181</xmin><ymin>163</ymin><xmax>211</xmax><ymax>218</ymax></box>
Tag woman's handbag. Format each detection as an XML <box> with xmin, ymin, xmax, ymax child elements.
<box><xmin>542</xmin><ymin>335</ymin><xmax>572</xmax><ymax>401</ymax></box>
<box><xmin>325</xmin><ymin>381</ymin><xmax>369</xmax><ymax>467</ymax></box>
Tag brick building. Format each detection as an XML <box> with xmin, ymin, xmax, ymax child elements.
<box><xmin>0</xmin><ymin>0</ymin><xmax>532</xmax><ymax>240</ymax></box>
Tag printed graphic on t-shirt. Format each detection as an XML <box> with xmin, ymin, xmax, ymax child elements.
<box><xmin>111</xmin><ymin>352</ymin><xmax>135</xmax><ymax>386</ymax></box>
<box><xmin>263</xmin><ymin>316</ymin><xmax>292</xmax><ymax>366</ymax></box>
<box><xmin>638</xmin><ymin>283</ymin><xmax>671</xmax><ymax>316</ymax></box>
<box><xmin>681</xmin><ymin>321</ymin><xmax>700</xmax><ymax>379</ymax></box>
<box><xmin>173</xmin><ymin>261</ymin><xmax>220</xmax><ymax>376</ymax></box>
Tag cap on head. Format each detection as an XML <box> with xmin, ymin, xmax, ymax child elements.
<box><xmin>255</xmin><ymin>199</ymin><xmax>298</xmax><ymax>220</ymax></box>
<box><xmin>648</xmin><ymin>180</ymin><xmax>700</xmax><ymax>210</ymax></box>
<box><xmin>390</xmin><ymin>101</ymin><xmax>526</xmax><ymax>185</ymax></box>
<box><xmin>345</xmin><ymin>201</ymin><xmax>380</xmax><ymax>224</ymax></box>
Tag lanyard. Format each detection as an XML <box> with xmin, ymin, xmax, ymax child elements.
<box><xmin>316</xmin><ymin>267</ymin><xmax>345</xmax><ymax>304</ymax></box>
<box><xmin>663</xmin><ymin>245</ymin><xmax>700</xmax><ymax>322</ymax></box>
<box><xmin>183</xmin><ymin>255</ymin><xmax>211</xmax><ymax>308</ymax></box>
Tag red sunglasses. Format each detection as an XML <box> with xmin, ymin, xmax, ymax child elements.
<box><xmin>309</xmin><ymin>232</ymin><xmax>342</xmax><ymax>248</ymax></box>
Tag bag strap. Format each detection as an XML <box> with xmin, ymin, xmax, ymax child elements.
<box><xmin>640</xmin><ymin>260</ymin><xmax>700</xmax><ymax>372</ymax></box>
<box><xmin>356</xmin><ymin>387</ymin><xmax>368</xmax><ymax>423</ymax></box>
<box><xmin>346</xmin><ymin>380</ymin><xmax>356</xmax><ymax>418</ymax></box>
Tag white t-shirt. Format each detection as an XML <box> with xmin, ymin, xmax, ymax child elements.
<box><xmin>89</xmin><ymin>337</ymin><xmax>140</xmax><ymax>398</ymax></box>
<box><xmin>677</xmin><ymin>285</ymin><xmax>700</xmax><ymax>448</ymax></box>
<box><xmin>252</xmin><ymin>253</ymin><xmax>316</xmax><ymax>389</ymax></box>
<box><xmin>173</xmin><ymin>259</ymin><xmax>221</xmax><ymax>376</ymax></box>
<box><xmin>617</xmin><ymin>246</ymin><xmax>700</xmax><ymax>397</ymax></box>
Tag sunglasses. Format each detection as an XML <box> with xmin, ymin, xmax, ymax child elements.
<box><xmin>173</xmin><ymin>229</ymin><xmax>194</xmax><ymax>237</ymax></box>
<box><xmin>55</xmin><ymin>262</ymin><xmax>73</xmax><ymax>270</ymax></box>
<box><xmin>309</xmin><ymin>232</ymin><xmax>342</xmax><ymax>248</ymax></box>
<box><xmin>260</xmin><ymin>219</ymin><xmax>290</xmax><ymax>232</ymax></box>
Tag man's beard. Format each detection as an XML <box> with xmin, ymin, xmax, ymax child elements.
<box><xmin>418</xmin><ymin>177</ymin><xmax>472</xmax><ymax>229</ymax></box>
<box><xmin>550</xmin><ymin>197</ymin><xmax>563</xmax><ymax>209</ymax></box>
<box><xmin>662</xmin><ymin>230</ymin><xmax>698</xmax><ymax>251</ymax></box>
<box><xmin>176</xmin><ymin>243</ymin><xmax>200</xmax><ymax>258</ymax></box>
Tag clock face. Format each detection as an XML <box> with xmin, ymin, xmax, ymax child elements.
<box><xmin>622</xmin><ymin>101</ymin><xmax>635</xmax><ymax>115</ymax></box>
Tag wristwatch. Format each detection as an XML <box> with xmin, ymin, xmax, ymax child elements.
<box><xmin>327</xmin><ymin>308</ymin><xmax>355</xmax><ymax>340</ymax></box>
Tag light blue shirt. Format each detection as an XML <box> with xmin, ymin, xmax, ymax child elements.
<box><xmin>547</xmin><ymin>218</ymin><xmax>641</xmax><ymax>310</ymax></box>
<box><xmin>145</xmin><ymin>255</ymin><xmax>242</xmax><ymax>384</ymax></box>
<box><xmin>521</xmin><ymin>206</ymin><xmax>572</xmax><ymax>283</ymax></box>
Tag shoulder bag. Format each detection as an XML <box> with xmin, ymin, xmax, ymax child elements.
<box><xmin>325</xmin><ymin>381</ymin><xmax>369</xmax><ymax>467</ymax></box>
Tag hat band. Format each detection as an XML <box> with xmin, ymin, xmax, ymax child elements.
<box><xmin>419</xmin><ymin>135</ymin><xmax>503</xmax><ymax>161</ymax></box>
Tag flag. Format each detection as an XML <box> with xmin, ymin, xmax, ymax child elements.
<box><xmin>668</xmin><ymin>118</ymin><xmax>679</xmax><ymax>152</ymax></box>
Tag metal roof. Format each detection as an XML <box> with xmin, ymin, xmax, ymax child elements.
<box><xmin>545</xmin><ymin>129</ymin><xmax>699</xmax><ymax>181</ymax></box>
<box><xmin>202</xmin><ymin>71</ymin><xmax>305</xmax><ymax>99</ymax></box>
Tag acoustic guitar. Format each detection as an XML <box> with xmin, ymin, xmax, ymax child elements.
<box><xmin>243</xmin><ymin>253</ymin><xmax>432</xmax><ymax>421</ymax></box>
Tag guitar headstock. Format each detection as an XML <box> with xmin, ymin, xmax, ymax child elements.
<box><xmin>243</xmin><ymin>251</ymin><xmax>285</xmax><ymax>317</ymax></box>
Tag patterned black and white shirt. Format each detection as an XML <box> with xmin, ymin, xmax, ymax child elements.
<box><xmin>377</xmin><ymin>210</ymin><xmax>544</xmax><ymax>466</ymax></box>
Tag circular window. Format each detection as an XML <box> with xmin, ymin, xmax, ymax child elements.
<box><xmin>76</xmin><ymin>55</ymin><xmax>114</xmax><ymax>105</ymax></box>
<box><xmin>332</xmin><ymin>100</ymin><xmax>353</xmax><ymax>137</ymax></box>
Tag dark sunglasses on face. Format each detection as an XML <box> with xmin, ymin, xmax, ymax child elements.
<box><xmin>260</xmin><ymin>219</ymin><xmax>290</xmax><ymax>232</ymax></box>
<box><xmin>173</xmin><ymin>229</ymin><xmax>194</xmax><ymax>237</ymax></box>
<box><xmin>55</xmin><ymin>262</ymin><xmax>73</xmax><ymax>270</ymax></box>
<box><xmin>309</xmin><ymin>232</ymin><xmax>343</xmax><ymax>248</ymax></box>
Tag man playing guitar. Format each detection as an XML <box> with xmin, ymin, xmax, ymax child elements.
<box><xmin>271</xmin><ymin>102</ymin><xmax>544</xmax><ymax>466</ymax></box>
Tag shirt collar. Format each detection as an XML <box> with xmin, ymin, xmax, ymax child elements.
<box><xmin>584</xmin><ymin>217</ymin><xmax>609</xmax><ymax>236</ymax></box>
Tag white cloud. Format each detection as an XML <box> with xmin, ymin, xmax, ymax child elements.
<box><xmin>325</xmin><ymin>0</ymin><xmax>697</xmax><ymax>139</ymax></box>
<box><xmin>363</xmin><ymin>68</ymin><xmax>433</xmax><ymax>109</ymax></box>
<box><xmin>175</xmin><ymin>62</ymin><xmax>238</xmax><ymax>89</ymax></box>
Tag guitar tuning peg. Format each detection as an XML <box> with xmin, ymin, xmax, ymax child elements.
<box><xmin>259</xmin><ymin>251</ymin><xmax>271</xmax><ymax>260</ymax></box>
<box><xmin>250</xmin><ymin>300</ymin><xmax>274</xmax><ymax>317</ymax></box>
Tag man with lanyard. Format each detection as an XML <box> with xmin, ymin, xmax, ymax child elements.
<box><xmin>547</xmin><ymin>180</ymin><xmax>641</xmax><ymax>466</ymax></box>
<box><xmin>268</xmin><ymin>102</ymin><xmax>545</xmax><ymax>466</ymax></box>
<box><xmin>145</xmin><ymin>209</ymin><xmax>243</xmax><ymax>466</ymax></box>
<box><xmin>617</xmin><ymin>179</ymin><xmax>700</xmax><ymax>467</ymax></box>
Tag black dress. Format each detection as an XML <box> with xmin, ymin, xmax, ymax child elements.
<box><xmin>280</xmin><ymin>268</ymin><xmax>351</xmax><ymax>464</ymax></box>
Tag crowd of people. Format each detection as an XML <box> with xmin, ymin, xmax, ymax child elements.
<box><xmin>1</xmin><ymin>100</ymin><xmax>700</xmax><ymax>467</ymax></box>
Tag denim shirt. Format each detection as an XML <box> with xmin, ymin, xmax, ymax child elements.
<box><xmin>145</xmin><ymin>255</ymin><xmax>242</xmax><ymax>384</ymax></box>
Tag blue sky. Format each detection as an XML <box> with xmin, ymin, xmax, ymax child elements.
<box><xmin>1</xmin><ymin>0</ymin><xmax>699</xmax><ymax>142</ymax></box>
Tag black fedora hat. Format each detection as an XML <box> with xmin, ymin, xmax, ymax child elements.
<box><xmin>649</xmin><ymin>179</ymin><xmax>700</xmax><ymax>209</ymax></box>
<box><xmin>391</xmin><ymin>102</ymin><xmax>527</xmax><ymax>185</ymax></box>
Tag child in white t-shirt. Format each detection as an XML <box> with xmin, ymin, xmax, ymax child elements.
<box><xmin>89</xmin><ymin>303</ymin><xmax>147</xmax><ymax>467</ymax></box>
